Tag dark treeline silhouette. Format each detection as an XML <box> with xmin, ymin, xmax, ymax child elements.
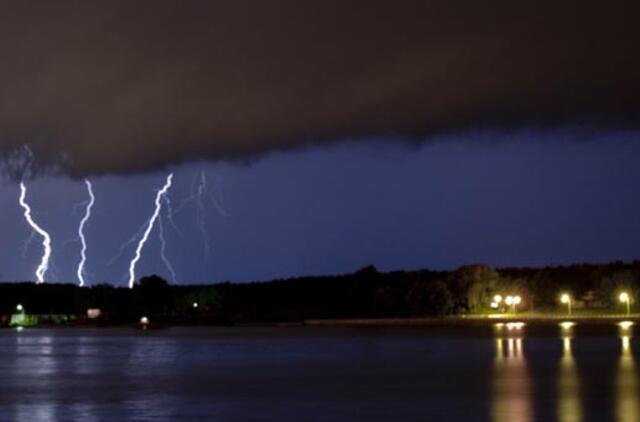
<box><xmin>2</xmin><ymin>261</ymin><xmax>640</xmax><ymax>325</ymax></box>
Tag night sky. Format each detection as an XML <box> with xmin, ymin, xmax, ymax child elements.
<box><xmin>1</xmin><ymin>2</ymin><xmax>639</xmax><ymax>285</ymax></box>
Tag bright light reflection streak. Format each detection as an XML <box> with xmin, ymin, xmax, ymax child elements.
<box><xmin>127</xmin><ymin>174</ymin><xmax>174</xmax><ymax>288</ymax></box>
<box><xmin>618</xmin><ymin>321</ymin><xmax>635</xmax><ymax>330</ymax></box>
<box><xmin>617</xmin><ymin>335</ymin><xmax>637</xmax><ymax>422</ymax></box>
<box><xmin>18</xmin><ymin>182</ymin><xmax>51</xmax><ymax>283</ymax></box>
<box><xmin>77</xmin><ymin>180</ymin><xmax>95</xmax><ymax>287</ymax></box>
<box><xmin>560</xmin><ymin>321</ymin><xmax>575</xmax><ymax>330</ymax></box>
<box><xmin>506</xmin><ymin>322</ymin><xmax>525</xmax><ymax>330</ymax></box>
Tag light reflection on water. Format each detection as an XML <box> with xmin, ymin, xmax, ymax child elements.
<box><xmin>492</xmin><ymin>336</ymin><xmax>532</xmax><ymax>422</ymax></box>
<box><xmin>0</xmin><ymin>326</ymin><xmax>639</xmax><ymax>421</ymax></box>
<box><xmin>616</xmin><ymin>332</ymin><xmax>638</xmax><ymax>422</ymax></box>
<box><xmin>491</xmin><ymin>323</ymin><xmax>640</xmax><ymax>422</ymax></box>
<box><xmin>558</xmin><ymin>332</ymin><xmax>582</xmax><ymax>422</ymax></box>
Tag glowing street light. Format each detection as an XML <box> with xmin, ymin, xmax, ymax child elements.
<box><xmin>493</xmin><ymin>294</ymin><xmax>503</xmax><ymax>304</ymax></box>
<box><xmin>505</xmin><ymin>295</ymin><xmax>521</xmax><ymax>313</ymax></box>
<box><xmin>16</xmin><ymin>304</ymin><xmax>24</xmax><ymax>313</ymax></box>
<box><xmin>193</xmin><ymin>302</ymin><xmax>199</xmax><ymax>308</ymax></box>
<box><xmin>560</xmin><ymin>293</ymin><xmax>572</xmax><ymax>316</ymax></box>
<box><xmin>619</xmin><ymin>292</ymin><xmax>631</xmax><ymax>317</ymax></box>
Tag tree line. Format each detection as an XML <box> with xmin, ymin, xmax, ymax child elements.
<box><xmin>2</xmin><ymin>260</ymin><xmax>640</xmax><ymax>325</ymax></box>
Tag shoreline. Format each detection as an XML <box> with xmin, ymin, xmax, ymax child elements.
<box><xmin>5</xmin><ymin>314</ymin><xmax>640</xmax><ymax>329</ymax></box>
<box><xmin>304</xmin><ymin>314</ymin><xmax>640</xmax><ymax>327</ymax></box>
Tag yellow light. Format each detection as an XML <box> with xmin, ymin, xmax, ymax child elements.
<box><xmin>620</xmin><ymin>292</ymin><xmax>630</xmax><ymax>303</ymax></box>
<box><xmin>493</xmin><ymin>294</ymin><xmax>503</xmax><ymax>304</ymax></box>
<box><xmin>505</xmin><ymin>296</ymin><xmax>514</xmax><ymax>306</ymax></box>
<box><xmin>140</xmin><ymin>316</ymin><xmax>149</xmax><ymax>325</ymax></box>
<box><xmin>622</xmin><ymin>335</ymin><xmax>631</xmax><ymax>353</ymax></box>
<box><xmin>506</xmin><ymin>322</ymin><xmax>525</xmax><ymax>330</ymax></box>
<box><xmin>490</xmin><ymin>302</ymin><xmax>499</xmax><ymax>309</ymax></box>
<box><xmin>560</xmin><ymin>321</ymin><xmax>575</xmax><ymax>330</ymax></box>
<box><xmin>513</xmin><ymin>296</ymin><xmax>522</xmax><ymax>305</ymax></box>
<box><xmin>618</xmin><ymin>321</ymin><xmax>634</xmax><ymax>330</ymax></box>
<box><xmin>560</xmin><ymin>293</ymin><xmax>570</xmax><ymax>304</ymax></box>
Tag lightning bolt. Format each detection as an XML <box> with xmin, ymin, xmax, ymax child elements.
<box><xmin>77</xmin><ymin>180</ymin><xmax>95</xmax><ymax>287</ymax></box>
<box><xmin>173</xmin><ymin>170</ymin><xmax>226</xmax><ymax>260</ymax></box>
<box><xmin>194</xmin><ymin>171</ymin><xmax>210</xmax><ymax>259</ymax></box>
<box><xmin>18</xmin><ymin>182</ymin><xmax>52</xmax><ymax>283</ymax></box>
<box><xmin>157</xmin><ymin>211</ymin><xmax>177</xmax><ymax>283</ymax></box>
<box><xmin>127</xmin><ymin>173</ymin><xmax>174</xmax><ymax>288</ymax></box>
<box><xmin>21</xmin><ymin>229</ymin><xmax>36</xmax><ymax>259</ymax></box>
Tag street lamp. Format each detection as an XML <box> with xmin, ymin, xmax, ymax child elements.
<box><xmin>619</xmin><ymin>292</ymin><xmax>631</xmax><ymax>317</ymax></box>
<box><xmin>16</xmin><ymin>304</ymin><xmax>24</xmax><ymax>313</ymax></box>
<box><xmin>560</xmin><ymin>293</ymin><xmax>572</xmax><ymax>316</ymax></box>
<box><xmin>505</xmin><ymin>295</ymin><xmax>521</xmax><ymax>313</ymax></box>
<box><xmin>493</xmin><ymin>294</ymin><xmax>503</xmax><ymax>304</ymax></box>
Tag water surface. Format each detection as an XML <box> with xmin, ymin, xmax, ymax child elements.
<box><xmin>0</xmin><ymin>325</ymin><xmax>636</xmax><ymax>421</ymax></box>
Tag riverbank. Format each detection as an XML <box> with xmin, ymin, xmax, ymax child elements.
<box><xmin>304</xmin><ymin>313</ymin><xmax>640</xmax><ymax>327</ymax></box>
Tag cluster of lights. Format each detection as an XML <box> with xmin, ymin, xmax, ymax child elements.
<box><xmin>491</xmin><ymin>290</ymin><xmax>634</xmax><ymax>317</ymax></box>
<box><xmin>490</xmin><ymin>294</ymin><xmax>522</xmax><ymax>313</ymax></box>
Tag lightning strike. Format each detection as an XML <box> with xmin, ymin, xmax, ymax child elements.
<box><xmin>174</xmin><ymin>170</ymin><xmax>225</xmax><ymax>260</ymax></box>
<box><xmin>21</xmin><ymin>229</ymin><xmax>36</xmax><ymax>259</ymax></box>
<box><xmin>157</xmin><ymin>212</ymin><xmax>177</xmax><ymax>282</ymax></box>
<box><xmin>18</xmin><ymin>182</ymin><xmax>52</xmax><ymax>283</ymax></box>
<box><xmin>195</xmin><ymin>171</ymin><xmax>210</xmax><ymax>260</ymax></box>
<box><xmin>77</xmin><ymin>180</ymin><xmax>95</xmax><ymax>287</ymax></box>
<box><xmin>127</xmin><ymin>173</ymin><xmax>174</xmax><ymax>288</ymax></box>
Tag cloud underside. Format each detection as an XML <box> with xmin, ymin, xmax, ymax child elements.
<box><xmin>0</xmin><ymin>0</ymin><xmax>639</xmax><ymax>175</ymax></box>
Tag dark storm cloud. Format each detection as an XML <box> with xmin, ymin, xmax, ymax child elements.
<box><xmin>0</xmin><ymin>0</ymin><xmax>638</xmax><ymax>175</ymax></box>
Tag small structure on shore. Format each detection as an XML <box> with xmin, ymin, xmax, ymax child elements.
<box><xmin>9</xmin><ymin>304</ymin><xmax>37</xmax><ymax>327</ymax></box>
<box><xmin>87</xmin><ymin>308</ymin><xmax>102</xmax><ymax>319</ymax></box>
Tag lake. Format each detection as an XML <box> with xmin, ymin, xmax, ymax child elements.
<box><xmin>0</xmin><ymin>324</ymin><xmax>636</xmax><ymax>421</ymax></box>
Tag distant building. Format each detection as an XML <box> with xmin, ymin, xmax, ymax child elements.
<box><xmin>87</xmin><ymin>308</ymin><xmax>102</xmax><ymax>319</ymax></box>
<box><xmin>580</xmin><ymin>290</ymin><xmax>606</xmax><ymax>309</ymax></box>
<box><xmin>10</xmin><ymin>313</ymin><xmax>37</xmax><ymax>327</ymax></box>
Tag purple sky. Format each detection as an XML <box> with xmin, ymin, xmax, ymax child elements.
<box><xmin>1</xmin><ymin>128</ymin><xmax>639</xmax><ymax>285</ymax></box>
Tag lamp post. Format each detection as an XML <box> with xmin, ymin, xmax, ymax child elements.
<box><xmin>560</xmin><ymin>293</ymin><xmax>572</xmax><ymax>316</ymax></box>
<box><xmin>513</xmin><ymin>295</ymin><xmax>522</xmax><ymax>313</ymax></box>
<box><xmin>619</xmin><ymin>292</ymin><xmax>631</xmax><ymax>317</ymax></box>
<box><xmin>505</xmin><ymin>295</ymin><xmax>521</xmax><ymax>314</ymax></box>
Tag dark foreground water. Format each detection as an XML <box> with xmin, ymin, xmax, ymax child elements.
<box><xmin>0</xmin><ymin>324</ymin><xmax>637</xmax><ymax>421</ymax></box>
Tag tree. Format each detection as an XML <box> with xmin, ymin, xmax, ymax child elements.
<box><xmin>597</xmin><ymin>270</ymin><xmax>639</xmax><ymax>307</ymax></box>
<box><xmin>135</xmin><ymin>274</ymin><xmax>170</xmax><ymax>316</ymax></box>
<box><xmin>406</xmin><ymin>280</ymin><xmax>453</xmax><ymax>316</ymax></box>
<box><xmin>448</xmin><ymin>264</ymin><xmax>500</xmax><ymax>312</ymax></box>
